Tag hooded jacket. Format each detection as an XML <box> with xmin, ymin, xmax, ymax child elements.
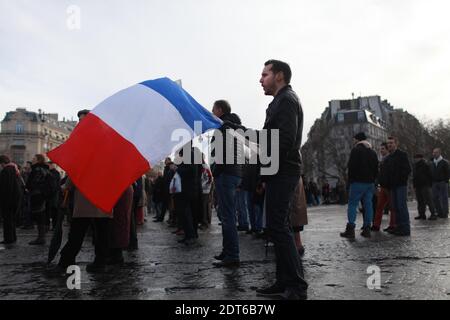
<box><xmin>211</xmin><ymin>112</ymin><xmax>244</xmax><ymax>178</ymax></box>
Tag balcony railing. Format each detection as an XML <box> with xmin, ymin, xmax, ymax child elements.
<box><xmin>0</xmin><ymin>130</ymin><xmax>39</xmax><ymax>136</ymax></box>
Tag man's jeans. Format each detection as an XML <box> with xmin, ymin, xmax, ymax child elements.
<box><xmin>415</xmin><ymin>186</ymin><xmax>436</xmax><ymax>216</ymax></box>
<box><xmin>347</xmin><ymin>183</ymin><xmax>375</xmax><ymax>227</ymax></box>
<box><xmin>265</xmin><ymin>175</ymin><xmax>308</xmax><ymax>291</ymax></box>
<box><xmin>247</xmin><ymin>191</ymin><xmax>263</xmax><ymax>232</ymax></box>
<box><xmin>236</xmin><ymin>190</ymin><xmax>249</xmax><ymax>228</ymax></box>
<box><xmin>215</xmin><ymin>174</ymin><xmax>241</xmax><ymax>262</ymax></box>
<box><xmin>432</xmin><ymin>182</ymin><xmax>449</xmax><ymax>217</ymax></box>
<box><xmin>59</xmin><ymin>218</ymin><xmax>109</xmax><ymax>268</ymax></box>
<box><xmin>391</xmin><ymin>186</ymin><xmax>411</xmax><ymax>233</ymax></box>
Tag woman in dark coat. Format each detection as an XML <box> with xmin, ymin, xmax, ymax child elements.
<box><xmin>0</xmin><ymin>155</ymin><xmax>23</xmax><ymax>244</ymax></box>
<box><xmin>109</xmin><ymin>185</ymin><xmax>133</xmax><ymax>264</ymax></box>
<box><xmin>172</xmin><ymin>146</ymin><xmax>203</xmax><ymax>245</ymax></box>
<box><xmin>289</xmin><ymin>177</ymin><xmax>308</xmax><ymax>256</ymax></box>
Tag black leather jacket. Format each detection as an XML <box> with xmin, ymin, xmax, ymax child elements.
<box><xmin>262</xmin><ymin>85</ymin><xmax>303</xmax><ymax>178</ymax></box>
<box><xmin>385</xmin><ymin>149</ymin><xmax>411</xmax><ymax>188</ymax></box>
<box><xmin>431</xmin><ymin>158</ymin><xmax>450</xmax><ymax>183</ymax></box>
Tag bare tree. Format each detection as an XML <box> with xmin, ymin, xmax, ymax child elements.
<box><xmin>424</xmin><ymin>118</ymin><xmax>450</xmax><ymax>158</ymax></box>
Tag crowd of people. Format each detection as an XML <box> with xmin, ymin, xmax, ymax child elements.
<box><xmin>0</xmin><ymin>154</ymin><xmax>62</xmax><ymax>246</ymax></box>
<box><xmin>303</xmin><ymin>179</ymin><xmax>346</xmax><ymax>206</ymax></box>
<box><xmin>340</xmin><ymin>133</ymin><xmax>449</xmax><ymax>239</ymax></box>
<box><xmin>2</xmin><ymin>59</ymin><xmax>449</xmax><ymax>301</ymax></box>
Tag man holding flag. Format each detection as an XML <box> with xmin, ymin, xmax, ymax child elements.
<box><xmin>47</xmin><ymin>78</ymin><xmax>222</xmax><ymax>273</ymax></box>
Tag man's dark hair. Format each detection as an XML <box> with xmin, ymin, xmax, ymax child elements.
<box><xmin>0</xmin><ymin>155</ymin><xmax>11</xmax><ymax>164</ymax></box>
<box><xmin>380</xmin><ymin>142</ymin><xmax>388</xmax><ymax>148</ymax></box>
<box><xmin>77</xmin><ymin>109</ymin><xmax>90</xmax><ymax>118</ymax></box>
<box><xmin>265</xmin><ymin>59</ymin><xmax>292</xmax><ymax>84</ymax></box>
<box><xmin>387</xmin><ymin>136</ymin><xmax>399</xmax><ymax>143</ymax></box>
<box><xmin>214</xmin><ymin>100</ymin><xmax>231</xmax><ymax>115</ymax></box>
<box><xmin>35</xmin><ymin>154</ymin><xmax>46</xmax><ymax>164</ymax></box>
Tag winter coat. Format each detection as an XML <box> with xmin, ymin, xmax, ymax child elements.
<box><xmin>240</xmin><ymin>163</ymin><xmax>259</xmax><ymax>192</ymax></box>
<box><xmin>26</xmin><ymin>163</ymin><xmax>51</xmax><ymax>213</ymax></box>
<box><xmin>137</xmin><ymin>176</ymin><xmax>147</xmax><ymax>207</ymax></box>
<box><xmin>48</xmin><ymin>168</ymin><xmax>61</xmax><ymax>208</ymax></box>
<box><xmin>385</xmin><ymin>149</ymin><xmax>411</xmax><ymax>188</ymax></box>
<box><xmin>0</xmin><ymin>164</ymin><xmax>23</xmax><ymax>212</ymax></box>
<box><xmin>176</xmin><ymin>162</ymin><xmax>202</xmax><ymax>199</ymax></box>
<box><xmin>431</xmin><ymin>158</ymin><xmax>450</xmax><ymax>183</ymax></box>
<box><xmin>377</xmin><ymin>155</ymin><xmax>390</xmax><ymax>188</ymax></box>
<box><xmin>262</xmin><ymin>85</ymin><xmax>303</xmax><ymax>179</ymax></box>
<box><xmin>162</xmin><ymin>164</ymin><xmax>175</xmax><ymax>201</ymax></box>
<box><xmin>289</xmin><ymin>177</ymin><xmax>308</xmax><ymax>228</ymax></box>
<box><xmin>153</xmin><ymin>176</ymin><xmax>168</xmax><ymax>203</ymax></box>
<box><xmin>347</xmin><ymin>141</ymin><xmax>379</xmax><ymax>184</ymax></box>
<box><xmin>132</xmin><ymin>176</ymin><xmax>146</xmax><ymax>207</ymax></box>
<box><xmin>413</xmin><ymin>159</ymin><xmax>433</xmax><ymax>188</ymax></box>
<box><xmin>65</xmin><ymin>178</ymin><xmax>111</xmax><ymax>218</ymax></box>
<box><xmin>211</xmin><ymin>112</ymin><xmax>244</xmax><ymax>178</ymax></box>
<box><xmin>109</xmin><ymin>185</ymin><xmax>133</xmax><ymax>249</ymax></box>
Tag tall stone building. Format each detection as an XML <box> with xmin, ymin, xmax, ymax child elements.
<box><xmin>0</xmin><ymin>108</ymin><xmax>77</xmax><ymax>166</ymax></box>
<box><xmin>302</xmin><ymin>96</ymin><xmax>393</xmax><ymax>187</ymax></box>
<box><xmin>302</xmin><ymin>95</ymin><xmax>437</xmax><ymax>192</ymax></box>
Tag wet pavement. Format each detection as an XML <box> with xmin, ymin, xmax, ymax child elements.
<box><xmin>1</xmin><ymin>202</ymin><xmax>450</xmax><ymax>300</ymax></box>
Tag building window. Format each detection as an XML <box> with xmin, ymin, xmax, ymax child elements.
<box><xmin>12</xmin><ymin>152</ymin><xmax>24</xmax><ymax>166</ymax></box>
<box><xmin>12</xmin><ymin>139</ymin><xmax>25</xmax><ymax>146</ymax></box>
<box><xmin>337</xmin><ymin>113</ymin><xmax>344</xmax><ymax>123</ymax></box>
<box><xmin>358</xmin><ymin>111</ymin><xmax>365</xmax><ymax>122</ymax></box>
<box><xmin>15</xmin><ymin>122</ymin><xmax>24</xmax><ymax>133</ymax></box>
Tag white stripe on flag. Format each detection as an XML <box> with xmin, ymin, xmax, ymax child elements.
<box><xmin>92</xmin><ymin>84</ymin><xmax>194</xmax><ymax>165</ymax></box>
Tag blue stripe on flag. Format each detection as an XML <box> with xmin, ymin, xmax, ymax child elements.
<box><xmin>140</xmin><ymin>78</ymin><xmax>222</xmax><ymax>132</ymax></box>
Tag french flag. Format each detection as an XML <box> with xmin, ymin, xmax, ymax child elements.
<box><xmin>48</xmin><ymin>78</ymin><xmax>221</xmax><ymax>213</ymax></box>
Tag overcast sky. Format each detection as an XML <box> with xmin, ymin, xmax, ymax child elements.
<box><xmin>1</xmin><ymin>0</ymin><xmax>450</xmax><ymax>141</ymax></box>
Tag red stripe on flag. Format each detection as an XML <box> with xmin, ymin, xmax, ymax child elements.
<box><xmin>48</xmin><ymin>113</ymin><xmax>150</xmax><ymax>213</ymax></box>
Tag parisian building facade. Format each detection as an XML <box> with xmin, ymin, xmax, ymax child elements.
<box><xmin>302</xmin><ymin>96</ymin><xmax>394</xmax><ymax>188</ymax></box>
<box><xmin>0</xmin><ymin>108</ymin><xmax>77</xmax><ymax>166</ymax></box>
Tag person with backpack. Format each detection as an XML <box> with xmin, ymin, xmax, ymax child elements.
<box><xmin>26</xmin><ymin>154</ymin><xmax>53</xmax><ymax>245</ymax></box>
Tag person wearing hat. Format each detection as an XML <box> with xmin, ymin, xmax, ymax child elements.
<box><xmin>48</xmin><ymin>109</ymin><xmax>112</xmax><ymax>274</ymax></box>
<box><xmin>340</xmin><ymin>132</ymin><xmax>379</xmax><ymax>239</ymax></box>
<box><xmin>413</xmin><ymin>154</ymin><xmax>437</xmax><ymax>220</ymax></box>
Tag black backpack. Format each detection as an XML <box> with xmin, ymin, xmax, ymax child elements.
<box><xmin>32</xmin><ymin>166</ymin><xmax>54</xmax><ymax>198</ymax></box>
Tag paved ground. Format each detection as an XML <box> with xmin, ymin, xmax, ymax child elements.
<box><xmin>1</xmin><ymin>202</ymin><xmax>450</xmax><ymax>300</ymax></box>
